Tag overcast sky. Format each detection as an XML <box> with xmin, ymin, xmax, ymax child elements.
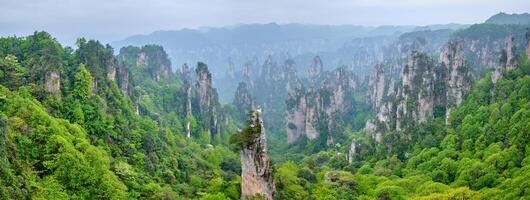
<box><xmin>1</xmin><ymin>0</ymin><xmax>529</xmax><ymax>46</ymax></box>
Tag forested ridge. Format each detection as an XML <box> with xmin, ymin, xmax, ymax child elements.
<box><xmin>0</xmin><ymin>27</ymin><xmax>529</xmax><ymax>200</ymax></box>
<box><xmin>0</xmin><ymin>32</ymin><xmax>241</xmax><ymax>199</ymax></box>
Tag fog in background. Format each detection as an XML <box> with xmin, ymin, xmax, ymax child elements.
<box><xmin>1</xmin><ymin>0</ymin><xmax>529</xmax><ymax>46</ymax></box>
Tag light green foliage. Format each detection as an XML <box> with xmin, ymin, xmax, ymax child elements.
<box><xmin>73</xmin><ymin>64</ymin><xmax>93</xmax><ymax>100</ymax></box>
<box><xmin>272</xmin><ymin>52</ymin><xmax>530</xmax><ymax>199</ymax></box>
<box><xmin>0</xmin><ymin>32</ymin><xmax>240</xmax><ymax>199</ymax></box>
<box><xmin>1</xmin><ymin>25</ymin><xmax>530</xmax><ymax>199</ymax></box>
<box><xmin>0</xmin><ymin>55</ymin><xmax>27</xmax><ymax>90</ymax></box>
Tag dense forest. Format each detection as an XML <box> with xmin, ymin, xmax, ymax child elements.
<box><xmin>1</xmin><ymin>16</ymin><xmax>530</xmax><ymax>200</ymax></box>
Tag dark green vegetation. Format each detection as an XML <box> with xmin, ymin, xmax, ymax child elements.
<box><xmin>0</xmin><ymin>32</ymin><xmax>241</xmax><ymax>199</ymax></box>
<box><xmin>271</xmin><ymin>53</ymin><xmax>530</xmax><ymax>199</ymax></box>
<box><xmin>229</xmin><ymin>111</ymin><xmax>262</xmax><ymax>151</ymax></box>
<box><xmin>1</xmin><ymin>25</ymin><xmax>530</xmax><ymax>199</ymax></box>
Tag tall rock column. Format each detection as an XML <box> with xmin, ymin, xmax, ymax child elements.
<box><xmin>234</xmin><ymin>82</ymin><xmax>255</xmax><ymax>114</ymax></box>
<box><xmin>45</xmin><ymin>71</ymin><xmax>60</xmax><ymax>97</ymax></box>
<box><xmin>196</xmin><ymin>62</ymin><xmax>220</xmax><ymax>136</ymax></box>
<box><xmin>182</xmin><ymin>63</ymin><xmax>193</xmax><ymax>138</ymax></box>
<box><xmin>493</xmin><ymin>35</ymin><xmax>518</xmax><ymax>83</ymax></box>
<box><xmin>396</xmin><ymin>52</ymin><xmax>436</xmax><ymax>130</ymax></box>
<box><xmin>505</xmin><ymin>34</ymin><xmax>518</xmax><ymax>70</ymax></box>
<box><xmin>440</xmin><ymin>41</ymin><xmax>472</xmax><ymax>122</ymax></box>
<box><xmin>308</xmin><ymin>56</ymin><xmax>324</xmax><ymax>84</ymax></box>
<box><xmin>285</xmin><ymin>79</ymin><xmax>307</xmax><ymax>143</ymax></box>
<box><xmin>240</xmin><ymin>109</ymin><xmax>275</xmax><ymax>200</ymax></box>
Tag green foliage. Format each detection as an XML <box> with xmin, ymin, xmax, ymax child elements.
<box><xmin>229</xmin><ymin>111</ymin><xmax>262</xmax><ymax>150</ymax></box>
<box><xmin>271</xmin><ymin>54</ymin><xmax>530</xmax><ymax>199</ymax></box>
<box><xmin>0</xmin><ymin>32</ymin><xmax>240</xmax><ymax>199</ymax></box>
<box><xmin>0</xmin><ymin>55</ymin><xmax>27</xmax><ymax>90</ymax></box>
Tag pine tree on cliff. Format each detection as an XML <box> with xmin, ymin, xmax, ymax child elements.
<box><xmin>229</xmin><ymin>109</ymin><xmax>276</xmax><ymax>200</ymax></box>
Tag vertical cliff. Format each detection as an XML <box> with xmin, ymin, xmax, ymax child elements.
<box><xmin>240</xmin><ymin>109</ymin><xmax>276</xmax><ymax>200</ymax></box>
<box><xmin>234</xmin><ymin>82</ymin><xmax>255</xmax><ymax>115</ymax></box>
<box><xmin>285</xmin><ymin>60</ymin><xmax>357</xmax><ymax>145</ymax></box>
<box><xmin>285</xmin><ymin>79</ymin><xmax>307</xmax><ymax>143</ymax></box>
<box><xmin>440</xmin><ymin>40</ymin><xmax>472</xmax><ymax>121</ymax></box>
<box><xmin>44</xmin><ymin>70</ymin><xmax>60</xmax><ymax>96</ymax></box>
<box><xmin>308</xmin><ymin>56</ymin><xmax>324</xmax><ymax>84</ymax></box>
<box><xmin>196</xmin><ymin>62</ymin><xmax>220</xmax><ymax>136</ymax></box>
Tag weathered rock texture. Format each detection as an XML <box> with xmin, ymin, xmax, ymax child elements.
<box><xmin>45</xmin><ymin>71</ymin><xmax>60</xmax><ymax>96</ymax></box>
<box><xmin>285</xmin><ymin>61</ymin><xmax>357</xmax><ymax>145</ymax></box>
<box><xmin>365</xmin><ymin>48</ymin><xmax>471</xmax><ymax>140</ymax></box>
<box><xmin>196</xmin><ymin>62</ymin><xmax>220</xmax><ymax>135</ymax></box>
<box><xmin>363</xmin><ymin>25</ymin><xmax>529</xmax><ymax>142</ymax></box>
<box><xmin>395</xmin><ymin>52</ymin><xmax>437</xmax><ymax>130</ymax></box>
<box><xmin>440</xmin><ymin>40</ymin><xmax>472</xmax><ymax>121</ymax></box>
<box><xmin>234</xmin><ymin>82</ymin><xmax>255</xmax><ymax>115</ymax></box>
<box><xmin>181</xmin><ymin>63</ymin><xmax>193</xmax><ymax>138</ymax></box>
<box><xmin>240</xmin><ymin>110</ymin><xmax>275</xmax><ymax>200</ymax></box>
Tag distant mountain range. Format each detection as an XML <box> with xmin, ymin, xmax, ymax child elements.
<box><xmin>111</xmin><ymin>12</ymin><xmax>529</xmax><ymax>102</ymax></box>
<box><xmin>485</xmin><ymin>12</ymin><xmax>530</xmax><ymax>25</ymax></box>
<box><xmin>111</xmin><ymin>23</ymin><xmax>467</xmax><ymax>76</ymax></box>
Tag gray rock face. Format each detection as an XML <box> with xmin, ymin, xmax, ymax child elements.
<box><xmin>135</xmin><ymin>47</ymin><xmax>172</xmax><ymax>81</ymax></box>
<box><xmin>347</xmin><ymin>139</ymin><xmax>359</xmax><ymax>164</ymax></box>
<box><xmin>45</xmin><ymin>71</ymin><xmax>60</xmax><ymax>96</ymax></box>
<box><xmin>107</xmin><ymin>59</ymin><xmax>116</xmax><ymax>81</ymax></box>
<box><xmin>396</xmin><ymin>52</ymin><xmax>436</xmax><ymax>130</ymax></box>
<box><xmin>285</xmin><ymin>79</ymin><xmax>307</xmax><ymax>143</ymax></box>
<box><xmin>285</xmin><ymin>65</ymin><xmax>357</xmax><ymax>145</ymax></box>
<box><xmin>308</xmin><ymin>56</ymin><xmax>324</xmax><ymax>82</ymax></box>
<box><xmin>493</xmin><ymin>34</ymin><xmax>519</xmax><ymax>83</ymax></box>
<box><xmin>116</xmin><ymin>62</ymin><xmax>132</xmax><ymax>96</ymax></box>
<box><xmin>136</xmin><ymin>52</ymin><xmax>147</xmax><ymax>67</ymax></box>
<box><xmin>366</xmin><ymin>50</ymin><xmax>446</xmax><ymax>137</ymax></box>
<box><xmin>505</xmin><ymin>34</ymin><xmax>518</xmax><ymax>70</ymax></box>
<box><xmin>196</xmin><ymin>62</ymin><xmax>220</xmax><ymax>136</ymax></box>
<box><xmin>240</xmin><ymin>110</ymin><xmax>275</xmax><ymax>200</ymax></box>
<box><xmin>182</xmin><ymin>63</ymin><xmax>193</xmax><ymax>138</ymax></box>
<box><xmin>440</xmin><ymin>40</ymin><xmax>472</xmax><ymax>121</ymax></box>
<box><xmin>365</xmin><ymin>64</ymin><xmax>397</xmax><ymax>140</ymax></box>
<box><xmin>234</xmin><ymin>82</ymin><xmax>255</xmax><ymax>114</ymax></box>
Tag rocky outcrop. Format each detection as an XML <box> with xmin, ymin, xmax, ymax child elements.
<box><xmin>234</xmin><ymin>82</ymin><xmax>255</xmax><ymax>114</ymax></box>
<box><xmin>196</xmin><ymin>62</ymin><xmax>220</xmax><ymax>136</ymax></box>
<box><xmin>181</xmin><ymin>63</ymin><xmax>193</xmax><ymax>138</ymax></box>
<box><xmin>367</xmin><ymin>51</ymin><xmax>444</xmax><ymax>136</ymax></box>
<box><xmin>308</xmin><ymin>56</ymin><xmax>324</xmax><ymax>83</ymax></box>
<box><xmin>505</xmin><ymin>34</ymin><xmax>518</xmax><ymax>70</ymax></box>
<box><xmin>396</xmin><ymin>52</ymin><xmax>437</xmax><ymax>130</ymax></box>
<box><xmin>107</xmin><ymin>59</ymin><xmax>117</xmax><ymax>81</ymax></box>
<box><xmin>285</xmin><ymin>64</ymin><xmax>357</xmax><ymax>145</ymax></box>
<box><xmin>45</xmin><ymin>71</ymin><xmax>60</xmax><ymax>96</ymax></box>
<box><xmin>116</xmin><ymin>61</ymin><xmax>132</xmax><ymax>96</ymax></box>
<box><xmin>136</xmin><ymin>52</ymin><xmax>147</xmax><ymax>67</ymax></box>
<box><xmin>347</xmin><ymin>139</ymin><xmax>359</xmax><ymax>164</ymax></box>
<box><xmin>242</xmin><ymin>62</ymin><xmax>255</xmax><ymax>89</ymax></box>
<box><xmin>285</xmin><ymin>79</ymin><xmax>307</xmax><ymax>143</ymax></box>
<box><xmin>253</xmin><ymin>56</ymin><xmax>297</xmax><ymax>130</ymax></box>
<box><xmin>240</xmin><ymin>109</ymin><xmax>275</xmax><ymax>200</ymax></box>
<box><xmin>493</xmin><ymin>34</ymin><xmax>519</xmax><ymax>83</ymax></box>
<box><xmin>440</xmin><ymin>41</ymin><xmax>472</xmax><ymax>121</ymax></box>
<box><xmin>365</xmin><ymin>64</ymin><xmax>397</xmax><ymax>140</ymax></box>
<box><xmin>136</xmin><ymin>45</ymin><xmax>173</xmax><ymax>81</ymax></box>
